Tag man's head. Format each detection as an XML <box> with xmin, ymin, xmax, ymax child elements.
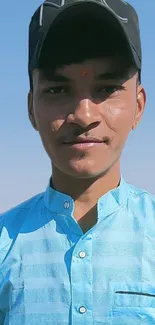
<box><xmin>28</xmin><ymin>0</ymin><xmax>146</xmax><ymax>179</ymax></box>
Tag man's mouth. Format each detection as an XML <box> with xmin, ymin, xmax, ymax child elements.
<box><xmin>62</xmin><ymin>136</ymin><xmax>110</xmax><ymax>149</ymax></box>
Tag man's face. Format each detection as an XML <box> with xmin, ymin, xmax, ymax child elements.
<box><xmin>29</xmin><ymin>56</ymin><xmax>145</xmax><ymax>179</ymax></box>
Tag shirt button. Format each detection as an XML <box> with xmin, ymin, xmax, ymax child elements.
<box><xmin>79</xmin><ymin>251</ymin><xmax>86</xmax><ymax>258</ymax></box>
<box><xmin>64</xmin><ymin>201</ymin><xmax>70</xmax><ymax>209</ymax></box>
<box><xmin>79</xmin><ymin>306</ymin><xmax>87</xmax><ymax>314</ymax></box>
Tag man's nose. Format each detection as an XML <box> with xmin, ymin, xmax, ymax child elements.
<box><xmin>66</xmin><ymin>98</ymin><xmax>102</xmax><ymax>128</ymax></box>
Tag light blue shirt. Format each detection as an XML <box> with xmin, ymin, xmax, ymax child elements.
<box><xmin>0</xmin><ymin>177</ymin><xmax>155</xmax><ymax>325</ymax></box>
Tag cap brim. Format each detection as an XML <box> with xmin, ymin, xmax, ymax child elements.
<box><xmin>31</xmin><ymin>1</ymin><xmax>140</xmax><ymax>72</ymax></box>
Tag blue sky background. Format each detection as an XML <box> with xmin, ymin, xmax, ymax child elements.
<box><xmin>0</xmin><ymin>0</ymin><xmax>154</xmax><ymax>213</ymax></box>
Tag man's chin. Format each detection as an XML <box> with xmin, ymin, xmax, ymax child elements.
<box><xmin>59</xmin><ymin>160</ymin><xmax>107</xmax><ymax>179</ymax></box>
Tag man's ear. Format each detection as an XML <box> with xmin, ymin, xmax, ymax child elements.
<box><xmin>132</xmin><ymin>84</ymin><xmax>146</xmax><ymax>130</ymax></box>
<box><xmin>28</xmin><ymin>91</ymin><xmax>38</xmax><ymax>131</ymax></box>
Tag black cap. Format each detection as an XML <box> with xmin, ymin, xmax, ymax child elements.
<box><xmin>28</xmin><ymin>0</ymin><xmax>142</xmax><ymax>73</ymax></box>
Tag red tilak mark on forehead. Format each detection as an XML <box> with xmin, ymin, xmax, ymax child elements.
<box><xmin>81</xmin><ymin>69</ymin><xmax>89</xmax><ymax>77</ymax></box>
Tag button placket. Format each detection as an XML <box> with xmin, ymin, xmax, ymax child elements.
<box><xmin>79</xmin><ymin>251</ymin><xmax>86</xmax><ymax>258</ymax></box>
<box><xmin>71</xmin><ymin>234</ymin><xmax>93</xmax><ymax>325</ymax></box>
<box><xmin>79</xmin><ymin>306</ymin><xmax>87</xmax><ymax>314</ymax></box>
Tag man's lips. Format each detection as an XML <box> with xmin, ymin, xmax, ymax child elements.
<box><xmin>63</xmin><ymin>139</ymin><xmax>103</xmax><ymax>144</ymax></box>
<box><xmin>63</xmin><ymin>137</ymin><xmax>109</xmax><ymax>144</ymax></box>
<box><xmin>62</xmin><ymin>136</ymin><xmax>110</xmax><ymax>146</ymax></box>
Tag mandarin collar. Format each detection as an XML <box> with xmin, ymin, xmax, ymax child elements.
<box><xmin>44</xmin><ymin>176</ymin><xmax>130</xmax><ymax>218</ymax></box>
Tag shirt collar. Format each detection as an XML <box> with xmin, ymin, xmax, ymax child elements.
<box><xmin>97</xmin><ymin>176</ymin><xmax>130</xmax><ymax>219</ymax></box>
<box><xmin>44</xmin><ymin>176</ymin><xmax>130</xmax><ymax>218</ymax></box>
<box><xmin>44</xmin><ymin>181</ymin><xmax>74</xmax><ymax>217</ymax></box>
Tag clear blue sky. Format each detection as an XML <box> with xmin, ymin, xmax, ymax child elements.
<box><xmin>0</xmin><ymin>0</ymin><xmax>154</xmax><ymax>213</ymax></box>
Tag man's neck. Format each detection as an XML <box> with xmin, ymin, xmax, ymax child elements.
<box><xmin>51</xmin><ymin>161</ymin><xmax>121</xmax><ymax>226</ymax></box>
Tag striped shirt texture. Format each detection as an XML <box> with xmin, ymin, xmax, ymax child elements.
<box><xmin>0</xmin><ymin>177</ymin><xmax>155</xmax><ymax>325</ymax></box>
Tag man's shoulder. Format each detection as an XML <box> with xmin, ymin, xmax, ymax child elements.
<box><xmin>128</xmin><ymin>182</ymin><xmax>155</xmax><ymax>207</ymax></box>
<box><xmin>0</xmin><ymin>191</ymin><xmax>45</xmax><ymax>232</ymax></box>
<box><xmin>128</xmin><ymin>182</ymin><xmax>155</xmax><ymax>198</ymax></box>
<box><xmin>0</xmin><ymin>192</ymin><xmax>46</xmax><ymax>264</ymax></box>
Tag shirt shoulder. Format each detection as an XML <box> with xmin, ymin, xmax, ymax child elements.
<box><xmin>128</xmin><ymin>183</ymin><xmax>155</xmax><ymax>200</ymax></box>
<box><xmin>127</xmin><ymin>182</ymin><xmax>155</xmax><ymax>212</ymax></box>
<box><xmin>0</xmin><ymin>191</ymin><xmax>45</xmax><ymax>225</ymax></box>
<box><xmin>0</xmin><ymin>192</ymin><xmax>45</xmax><ymax>264</ymax></box>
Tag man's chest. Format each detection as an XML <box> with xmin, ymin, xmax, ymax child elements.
<box><xmin>1</xmin><ymin>219</ymin><xmax>155</xmax><ymax>325</ymax></box>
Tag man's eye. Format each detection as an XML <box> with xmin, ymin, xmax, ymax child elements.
<box><xmin>46</xmin><ymin>86</ymin><xmax>68</xmax><ymax>94</ymax></box>
<box><xmin>98</xmin><ymin>86</ymin><xmax>125</xmax><ymax>95</ymax></box>
<box><xmin>98</xmin><ymin>86</ymin><xmax>124</xmax><ymax>94</ymax></box>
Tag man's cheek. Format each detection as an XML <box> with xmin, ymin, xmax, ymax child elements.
<box><xmin>106</xmin><ymin>103</ymin><xmax>124</xmax><ymax>116</ymax></box>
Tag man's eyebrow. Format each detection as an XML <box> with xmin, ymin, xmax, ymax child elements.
<box><xmin>39</xmin><ymin>70</ymin><xmax>128</xmax><ymax>82</ymax></box>
<box><xmin>40</xmin><ymin>71</ymin><xmax>71</xmax><ymax>82</ymax></box>
<box><xmin>96</xmin><ymin>71</ymin><xmax>127</xmax><ymax>80</ymax></box>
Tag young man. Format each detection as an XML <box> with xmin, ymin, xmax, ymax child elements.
<box><xmin>0</xmin><ymin>0</ymin><xmax>155</xmax><ymax>324</ymax></box>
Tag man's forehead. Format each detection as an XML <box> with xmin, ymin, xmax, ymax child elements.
<box><xmin>36</xmin><ymin>56</ymin><xmax>135</xmax><ymax>82</ymax></box>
